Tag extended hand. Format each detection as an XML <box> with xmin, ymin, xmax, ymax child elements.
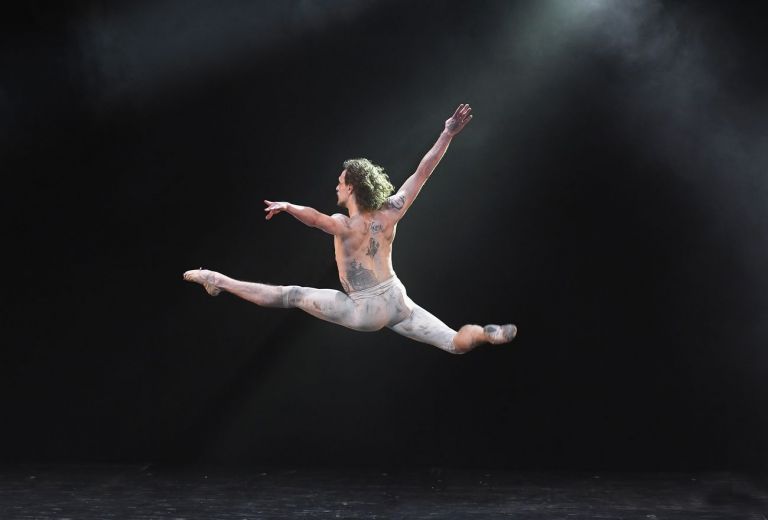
<box><xmin>445</xmin><ymin>103</ymin><xmax>473</xmax><ymax>136</ymax></box>
<box><xmin>264</xmin><ymin>200</ymin><xmax>289</xmax><ymax>220</ymax></box>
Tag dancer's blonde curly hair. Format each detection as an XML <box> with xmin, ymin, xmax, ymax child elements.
<box><xmin>342</xmin><ymin>158</ymin><xmax>395</xmax><ymax>212</ymax></box>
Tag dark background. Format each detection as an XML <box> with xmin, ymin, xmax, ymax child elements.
<box><xmin>2</xmin><ymin>0</ymin><xmax>766</xmax><ymax>472</ymax></box>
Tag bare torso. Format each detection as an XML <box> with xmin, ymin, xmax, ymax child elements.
<box><xmin>333</xmin><ymin>209</ymin><xmax>398</xmax><ymax>293</ymax></box>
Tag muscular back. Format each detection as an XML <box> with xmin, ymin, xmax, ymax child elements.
<box><xmin>333</xmin><ymin>209</ymin><xmax>399</xmax><ymax>293</ymax></box>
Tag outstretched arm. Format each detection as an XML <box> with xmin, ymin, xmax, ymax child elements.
<box><xmin>384</xmin><ymin>103</ymin><xmax>473</xmax><ymax>219</ymax></box>
<box><xmin>264</xmin><ymin>200</ymin><xmax>347</xmax><ymax>235</ymax></box>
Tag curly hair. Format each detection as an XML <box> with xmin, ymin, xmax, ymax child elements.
<box><xmin>342</xmin><ymin>158</ymin><xmax>395</xmax><ymax>212</ymax></box>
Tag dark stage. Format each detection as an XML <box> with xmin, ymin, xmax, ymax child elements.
<box><xmin>2</xmin><ymin>0</ymin><xmax>768</xmax><ymax>518</ymax></box>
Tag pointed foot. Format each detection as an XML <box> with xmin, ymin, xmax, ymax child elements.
<box><xmin>483</xmin><ymin>324</ymin><xmax>517</xmax><ymax>345</ymax></box>
<box><xmin>183</xmin><ymin>268</ymin><xmax>221</xmax><ymax>296</ymax></box>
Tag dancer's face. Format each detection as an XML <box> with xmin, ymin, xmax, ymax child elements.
<box><xmin>336</xmin><ymin>169</ymin><xmax>352</xmax><ymax>208</ymax></box>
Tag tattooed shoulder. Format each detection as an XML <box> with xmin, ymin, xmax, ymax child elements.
<box><xmin>385</xmin><ymin>193</ymin><xmax>406</xmax><ymax>210</ymax></box>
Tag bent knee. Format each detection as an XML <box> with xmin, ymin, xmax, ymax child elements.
<box><xmin>281</xmin><ymin>285</ymin><xmax>304</xmax><ymax>308</ymax></box>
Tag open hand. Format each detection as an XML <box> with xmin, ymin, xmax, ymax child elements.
<box><xmin>264</xmin><ymin>200</ymin><xmax>288</xmax><ymax>220</ymax></box>
<box><xmin>445</xmin><ymin>103</ymin><xmax>473</xmax><ymax>136</ymax></box>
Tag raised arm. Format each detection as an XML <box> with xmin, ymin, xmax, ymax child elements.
<box><xmin>383</xmin><ymin>103</ymin><xmax>473</xmax><ymax>219</ymax></box>
<box><xmin>264</xmin><ymin>200</ymin><xmax>347</xmax><ymax>236</ymax></box>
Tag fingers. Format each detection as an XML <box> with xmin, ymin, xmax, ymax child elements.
<box><xmin>460</xmin><ymin>105</ymin><xmax>472</xmax><ymax>129</ymax></box>
<box><xmin>264</xmin><ymin>200</ymin><xmax>284</xmax><ymax>220</ymax></box>
<box><xmin>453</xmin><ymin>103</ymin><xmax>471</xmax><ymax>118</ymax></box>
<box><xmin>450</xmin><ymin>104</ymin><xmax>472</xmax><ymax>129</ymax></box>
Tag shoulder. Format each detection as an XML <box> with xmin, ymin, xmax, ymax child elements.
<box><xmin>368</xmin><ymin>208</ymin><xmax>398</xmax><ymax>230</ymax></box>
<box><xmin>378</xmin><ymin>192</ymin><xmax>407</xmax><ymax>223</ymax></box>
<box><xmin>382</xmin><ymin>192</ymin><xmax>406</xmax><ymax>211</ymax></box>
<box><xmin>331</xmin><ymin>213</ymin><xmax>349</xmax><ymax>223</ymax></box>
<box><xmin>330</xmin><ymin>213</ymin><xmax>352</xmax><ymax>233</ymax></box>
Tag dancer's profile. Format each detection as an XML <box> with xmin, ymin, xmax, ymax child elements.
<box><xmin>184</xmin><ymin>104</ymin><xmax>517</xmax><ymax>354</ymax></box>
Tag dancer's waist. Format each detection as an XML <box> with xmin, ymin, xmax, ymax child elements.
<box><xmin>347</xmin><ymin>274</ymin><xmax>400</xmax><ymax>300</ymax></box>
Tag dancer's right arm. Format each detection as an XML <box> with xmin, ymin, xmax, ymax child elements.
<box><xmin>264</xmin><ymin>200</ymin><xmax>346</xmax><ymax>235</ymax></box>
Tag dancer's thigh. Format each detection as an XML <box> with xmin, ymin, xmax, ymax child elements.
<box><xmin>350</xmin><ymin>283</ymin><xmax>414</xmax><ymax>331</ymax></box>
<box><xmin>387</xmin><ymin>302</ymin><xmax>458</xmax><ymax>353</ymax></box>
<box><xmin>282</xmin><ymin>285</ymin><xmax>361</xmax><ymax>330</ymax></box>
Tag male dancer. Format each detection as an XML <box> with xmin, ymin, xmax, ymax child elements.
<box><xmin>184</xmin><ymin>104</ymin><xmax>517</xmax><ymax>354</ymax></box>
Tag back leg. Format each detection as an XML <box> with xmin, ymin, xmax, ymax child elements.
<box><xmin>389</xmin><ymin>303</ymin><xmax>517</xmax><ymax>354</ymax></box>
<box><xmin>387</xmin><ymin>303</ymin><xmax>460</xmax><ymax>354</ymax></box>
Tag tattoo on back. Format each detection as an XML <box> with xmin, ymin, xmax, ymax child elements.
<box><xmin>346</xmin><ymin>260</ymin><xmax>378</xmax><ymax>291</ymax></box>
<box><xmin>365</xmin><ymin>237</ymin><xmax>379</xmax><ymax>258</ymax></box>
<box><xmin>385</xmin><ymin>193</ymin><xmax>406</xmax><ymax>210</ymax></box>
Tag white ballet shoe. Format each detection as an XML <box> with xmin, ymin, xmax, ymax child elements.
<box><xmin>483</xmin><ymin>324</ymin><xmax>517</xmax><ymax>344</ymax></box>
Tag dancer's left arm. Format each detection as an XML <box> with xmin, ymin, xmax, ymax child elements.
<box><xmin>264</xmin><ymin>200</ymin><xmax>346</xmax><ymax>235</ymax></box>
<box><xmin>383</xmin><ymin>104</ymin><xmax>473</xmax><ymax>221</ymax></box>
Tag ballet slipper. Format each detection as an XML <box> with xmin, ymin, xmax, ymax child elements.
<box><xmin>483</xmin><ymin>324</ymin><xmax>517</xmax><ymax>344</ymax></box>
<box><xmin>184</xmin><ymin>268</ymin><xmax>221</xmax><ymax>296</ymax></box>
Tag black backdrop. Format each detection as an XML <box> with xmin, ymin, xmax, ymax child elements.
<box><xmin>2</xmin><ymin>0</ymin><xmax>767</xmax><ymax>471</ymax></box>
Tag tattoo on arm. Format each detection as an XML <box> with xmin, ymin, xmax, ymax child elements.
<box><xmin>385</xmin><ymin>193</ymin><xmax>406</xmax><ymax>210</ymax></box>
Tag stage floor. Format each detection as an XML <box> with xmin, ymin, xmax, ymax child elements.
<box><xmin>1</xmin><ymin>464</ymin><xmax>766</xmax><ymax>519</ymax></box>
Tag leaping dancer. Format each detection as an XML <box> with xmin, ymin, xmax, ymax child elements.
<box><xmin>184</xmin><ymin>104</ymin><xmax>517</xmax><ymax>354</ymax></box>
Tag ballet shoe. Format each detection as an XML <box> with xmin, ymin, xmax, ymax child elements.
<box><xmin>184</xmin><ymin>268</ymin><xmax>221</xmax><ymax>296</ymax></box>
<box><xmin>483</xmin><ymin>324</ymin><xmax>517</xmax><ymax>344</ymax></box>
